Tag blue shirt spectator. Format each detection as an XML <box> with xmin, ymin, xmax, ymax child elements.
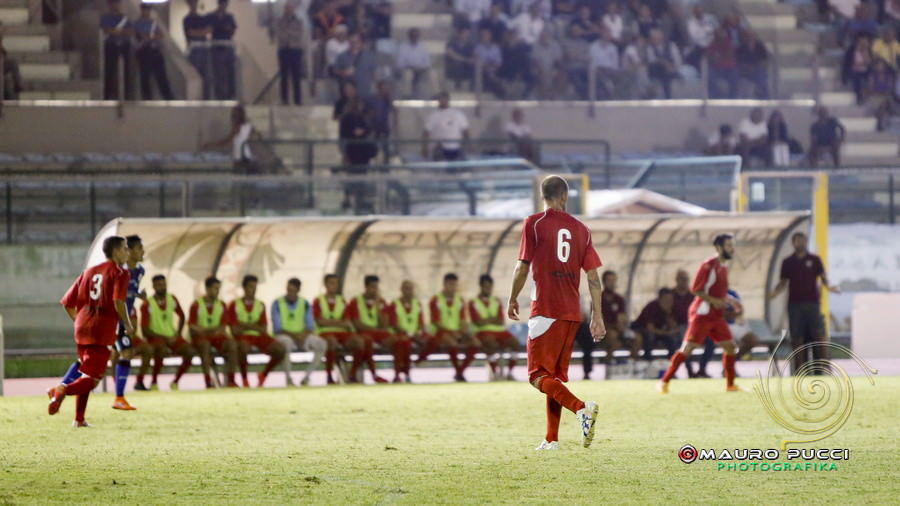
<box><xmin>100</xmin><ymin>12</ymin><xmax>132</xmax><ymax>45</ymax></box>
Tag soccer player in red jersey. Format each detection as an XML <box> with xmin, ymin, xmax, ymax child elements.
<box><xmin>313</xmin><ymin>273</ymin><xmax>357</xmax><ymax>384</ymax></box>
<box><xmin>346</xmin><ymin>275</ymin><xmax>391</xmax><ymax>384</ymax></box>
<box><xmin>48</xmin><ymin>236</ymin><xmax>136</xmax><ymax>427</ymax></box>
<box><xmin>189</xmin><ymin>276</ymin><xmax>239</xmax><ymax>388</ymax></box>
<box><xmin>226</xmin><ymin>275</ymin><xmax>286</xmax><ymax>387</ymax></box>
<box><xmin>508</xmin><ymin>175</ymin><xmax>606</xmax><ymax>450</ymax></box>
<box><xmin>141</xmin><ymin>274</ymin><xmax>196</xmax><ymax>391</ymax></box>
<box><xmin>388</xmin><ymin>280</ymin><xmax>426</xmax><ymax>383</ymax></box>
<box><xmin>469</xmin><ymin>274</ymin><xmax>520</xmax><ymax>381</ymax></box>
<box><xmin>657</xmin><ymin>233</ymin><xmax>742</xmax><ymax>394</ymax></box>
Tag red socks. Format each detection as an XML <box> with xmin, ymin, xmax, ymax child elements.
<box><xmin>152</xmin><ymin>357</ymin><xmax>163</xmax><ymax>385</ymax></box>
<box><xmin>416</xmin><ymin>337</ymin><xmax>439</xmax><ymax>364</ymax></box>
<box><xmin>239</xmin><ymin>356</ymin><xmax>249</xmax><ymax>386</ymax></box>
<box><xmin>325</xmin><ymin>350</ymin><xmax>336</xmax><ymax>372</ymax></box>
<box><xmin>538</xmin><ymin>377</ymin><xmax>585</xmax><ymax>413</ymax></box>
<box><xmin>174</xmin><ymin>360</ymin><xmax>191</xmax><ymax>384</ymax></box>
<box><xmin>262</xmin><ymin>354</ymin><xmax>281</xmax><ymax>377</ymax></box>
<box><xmin>64</xmin><ymin>376</ymin><xmax>96</xmax><ymax>397</ymax></box>
<box><xmin>723</xmin><ymin>353</ymin><xmax>736</xmax><ymax>387</ymax></box>
<box><xmin>545</xmin><ymin>397</ymin><xmax>562</xmax><ymax>442</ymax></box>
<box><xmin>459</xmin><ymin>346</ymin><xmax>478</xmax><ymax>373</ymax></box>
<box><xmin>662</xmin><ymin>351</ymin><xmax>686</xmax><ymax>383</ymax></box>
<box><xmin>75</xmin><ymin>394</ymin><xmax>89</xmax><ymax>423</ymax></box>
<box><xmin>447</xmin><ymin>346</ymin><xmax>459</xmax><ymax>371</ymax></box>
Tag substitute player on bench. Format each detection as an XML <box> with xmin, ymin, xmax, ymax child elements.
<box><xmin>272</xmin><ymin>277</ymin><xmax>328</xmax><ymax>386</ymax></box>
<box><xmin>227</xmin><ymin>274</ymin><xmax>286</xmax><ymax>388</ymax></box>
<box><xmin>470</xmin><ymin>274</ymin><xmax>519</xmax><ymax>381</ymax></box>
<box><xmin>346</xmin><ymin>275</ymin><xmax>391</xmax><ymax>384</ymax></box>
<box><xmin>388</xmin><ymin>280</ymin><xmax>424</xmax><ymax>383</ymax></box>
<box><xmin>189</xmin><ymin>276</ymin><xmax>239</xmax><ymax>388</ymax></box>
<box><xmin>314</xmin><ymin>273</ymin><xmax>357</xmax><ymax>385</ymax></box>
<box><xmin>421</xmin><ymin>273</ymin><xmax>477</xmax><ymax>382</ymax></box>
<box><xmin>141</xmin><ymin>274</ymin><xmax>196</xmax><ymax>391</ymax></box>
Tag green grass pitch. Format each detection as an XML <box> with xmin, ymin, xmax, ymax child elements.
<box><xmin>1</xmin><ymin>377</ymin><xmax>898</xmax><ymax>504</ymax></box>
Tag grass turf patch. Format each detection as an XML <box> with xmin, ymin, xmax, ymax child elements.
<box><xmin>1</xmin><ymin>377</ymin><xmax>897</xmax><ymax>504</ymax></box>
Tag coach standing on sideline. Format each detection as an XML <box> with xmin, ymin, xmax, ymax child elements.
<box><xmin>768</xmin><ymin>232</ymin><xmax>839</xmax><ymax>375</ymax></box>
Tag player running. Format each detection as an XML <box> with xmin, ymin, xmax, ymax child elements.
<box><xmin>657</xmin><ymin>233</ymin><xmax>741</xmax><ymax>393</ymax></box>
<box><xmin>388</xmin><ymin>280</ymin><xmax>425</xmax><ymax>383</ymax></box>
<box><xmin>141</xmin><ymin>274</ymin><xmax>196</xmax><ymax>390</ymax></box>
<box><xmin>346</xmin><ymin>275</ymin><xmax>391</xmax><ymax>384</ymax></box>
<box><xmin>48</xmin><ymin>236</ymin><xmax>136</xmax><ymax>427</ymax></box>
<box><xmin>271</xmin><ymin>277</ymin><xmax>328</xmax><ymax>386</ymax></box>
<box><xmin>227</xmin><ymin>275</ymin><xmax>286</xmax><ymax>387</ymax></box>
<box><xmin>313</xmin><ymin>274</ymin><xmax>356</xmax><ymax>384</ymax></box>
<box><xmin>470</xmin><ymin>274</ymin><xmax>520</xmax><ymax>381</ymax></box>
<box><xmin>507</xmin><ymin>175</ymin><xmax>605</xmax><ymax>450</ymax></box>
<box><xmin>189</xmin><ymin>276</ymin><xmax>239</xmax><ymax>388</ymax></box>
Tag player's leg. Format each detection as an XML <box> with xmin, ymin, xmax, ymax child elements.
<box><xmin>395</xmin><ymin>335</ymin><xmax>414</xmax><ymax>382</ymax></box>
<box><xmin>444</xmin><ymin>332</ymin><xmax>465</xmax><ymax>381</ymax></box>
<box><xmin>149</xmin><ymin>338</ymin><xmax>166</xmax><ymax>389</ymax></box>
<box><xmin>478</xmin><ymin>333</ymin><xmax>499</xmax><ymax>379</ymax></box>
<box><xmin>694</xmin><ymin>337</ymin><xmax>715</xmax><ymax>378</ymax></box>
<box><xmin>218</xmin><ymin>338</ymin><xmax>238</xmax><ymax>387</ymax></box>
<box><xmin>257</xmin><ymin>337</ymin><xmax>286</xmax><ymax>387</ymax></box>
<box><xmin>345</xmin><ymin>335</ymin><xmax>366</xmax><ymax>383</ymax></box>
<box><xmin>112</xmin><ymin>333</ymin><xmax>138</xmax><ymax>410</ymax></box>
<box><xmin>628</xmin><ymin>332</ymin><xmax>642</xmax><ymax>361</ymax></box>
<box><xmin>415</xmin><ymin>332</ymin><xmax>440</xmax><ymax>365</ymax></box>
<box><xmin>300</xmin><ymin>334</ymin><xmax>327</xmax><ymax>386</ymax></box>
<box><xmin>381</xmin><ymin>335</ymin><xmax>401</xmax><ymax>382</ymax></box>
<box><xmin>171</xmin><ymin>339</ymin><xmax>196</xmax><ymax>389</ymax></box>
<box><xmin>457</xmin><ymin>333</ymin><xmax>480</xmax><ymax>382</ymax></box>
<box><xmin>49</xmin><ymin>345</ymin><xmax>109</xmax><ymax>423</ymax></box>
<box><xmin>60</xmin><ymin>360</ymin><xmax>82</xmax><ymax>386</ymax></box>
<box><xmin>712</xmin><ymin>319</ymin><xmax>738</xmax><ymax>391</ymax></box>
<box><xmin>323</xmin><ymin>334</ymin><xmax>339</xmax><ymax>384</ymax></box>
<box><xmin>659</xmin><ymin>322</ymin><xmax>704</xmax><ymax>391</ymax></box>
<box><xmin>274</xmin><ymin>334</ymin><xmax>297</xmax><ymax>386</ymax></box>
<box><xmin>602</xmin><ymin>328</ymin><xmax>619</xmax><ymax>364</ymax></box>
<box><xmin>134</xmin><ymin>340</ymin><xmax>152</xmax><ymax>390</ymax></box>
<box><xmin>505</xmin><ymin>335</ymin><xmax>520</xmax><ymax>380</ymax></box>
<box><xmin>237</xmin><ymin>338</ymin><xmax>251</xmax><ymax>387</ymax></box>
<box><xmin>195</xmin><ymin>338</ymin><xmax>214</xmax><ymax>388</ymax></box>
<box><xmin>362</xmin><ymin>332</ymin><xmax>387</xmax><ymax>383</ymax></box>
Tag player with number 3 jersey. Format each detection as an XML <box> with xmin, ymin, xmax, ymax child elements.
<box><xmin>507</xmin><ymin>175</ymin><xmax>607</xmax><ymax>450</ymax></box>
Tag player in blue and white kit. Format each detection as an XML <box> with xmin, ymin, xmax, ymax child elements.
<box><xmin>110</xmin><ymin>235</ymin><xmax>152</xmax><ymax>409</ymax></box>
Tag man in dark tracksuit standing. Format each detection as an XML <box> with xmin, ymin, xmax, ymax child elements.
<box><xmin>134</xmin><ymin>3</ymin><xmax>173</xmax><ymax>100</ymax></box>
<box><xmin>100</xmin><ymin>0</ymin><xmax>133</xmax><ymax>100</ymax></box>
<box><xmin>769</xmin><ymin>232</ymin><xmax>840</xmax><ymax>375</ymax></box>
<box><xmin>209</xmin><ymin>0</ymin><xmax>238</xmax><ymax>100</ymax></box>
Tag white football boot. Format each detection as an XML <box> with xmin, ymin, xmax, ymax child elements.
<box><xmin>576</xmin><ymin>401</ymin><xmax>599</xmax><ymax>448</ymax></box>
<box><xmin>535</xmin><ymin>440</ymin><xmax>560</xmax><ymax>451</ymax></box>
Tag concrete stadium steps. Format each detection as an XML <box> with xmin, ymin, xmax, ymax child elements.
<box><xmin>2</xmin><ymin>34</ymin><xmax>49</xmax><ymax>52</ymax></box>
<box><xmin>792</xmin><ymin>91</ymin><xmax>856</xmax><ymax>107</ymax></box>
<box><xmin>0</xmin><ymin>5</ymin><xmax>27</xmax><ymax>24</ymax></box>
<box><xmin>20</xmin><ymin>79</ymin><xmax>101</xmax><ymax>96</ymax></box>
<box><xmin>19</xmin><ymin>62</ymin><xmax>71</xmax><ymax>81</ymax></box>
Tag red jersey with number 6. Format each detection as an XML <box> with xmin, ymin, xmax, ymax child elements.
<box><xmin>60</xmin><ymin>260</ymin><xmax>129</xmax><ymax>346</ymax></box>
<box><xmin>518</xmin><ymin>208</ymin><xmax>602</xmax><ymax>322</ymax></box>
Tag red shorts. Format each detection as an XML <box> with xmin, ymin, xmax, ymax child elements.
<box><xmin>527</xmin><ymin>319</ymin><xmax>579</xmax><ymax>384</ymax></box>
<box><xmin>236</xmin><ymin>334</ymin><xmax>277</xmax><ymax>352</ymax></box>
<box><xmin>77</xmin><ymin>344</ymin><xmax>111</xmax><ymax>380</ymax></box>
<box><xmin>320</xmin><ymin>331</ymin><xmax>353</xmax><ymax>344</ymax></box>
<box><xmin>476</xmin><ymin>330</ymin><xmax>517</xmax><ymax>346</ymax></box>
<box><xmin>684</xmin><ymin>316</ymin><xmax>733</xmax><ymax>344</ymax></box>
<box><xmin>193</xmin><ymin>334</ymin><xmax>231</xmax><ymax>352</ymax></box>
<box><xmin>359</xmin><ymin>329</ymin><xmax>393</xmax><ymax>345</ymax></box>
<box><xmin>149</xmin><ymin>336</ymin><xmax>190</xmax><ymax>352</ymax></box>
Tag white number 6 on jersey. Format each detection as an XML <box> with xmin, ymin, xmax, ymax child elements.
<box><xmin>557</xmin><ymin>228</ymin><xmax>572</xmax><ymax>262</ymax></box>
<box><xmin>89</xmin><ymin>273</ymin><xmax>103</xmax><ymax>300</ymax></box>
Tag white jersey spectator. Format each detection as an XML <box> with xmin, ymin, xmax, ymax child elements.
<box><xmin>395</xmin><ymin>28</ymin><xmax>432</xmax><ymax>98</ymax></box>
<box><xmin>455</xmin><ymin>0</ymin><xmax>491</xmax><ymax>25</ymax></box>
<box><xmin>423</xmin><ymin>91</ymin><xmax>470</xmax><ymax>160</ymax></box>
<box><xmin>509</xmin><ymin>4</ymin><xmax>544</xmax><ymax>45</ymax></box>
<box><xmin>325</xmin><ymin>24</ymin><xmax>350</xmax><ymax>67</ymax></box>
<box><xmin>590</xmin><ymin>37</ymin><xmax>620</xmax><ymax>70</ymax></box>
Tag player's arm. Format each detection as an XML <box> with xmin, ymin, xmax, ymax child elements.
<box><xmin>493</xmin><ymin>301</ymin><xmax>506</xmax><ymax>326</ymax></box>
<box><xmin>693</xmin><ymin>289</ymin><xmax>725</xmax><ymax>309</ymax></box>
<box><xmin>691</xmin><ymin>265</ymin><xmax>725</xmax><ymax>309</ymax></box>
<box><xmin>115</xmin><ymin>299</ymin><xmax>136</xmax><ymax>336</ymax></box>
<box><xmin>507</xmin><ymin>260</ymin><xmax>529</xmax><ymax>320</ymax></box>
<box><xmin>586</xmin><ymin>268</ymin><xmax>606</xmax><ymax>341</ymax></box>
<box><xmin>818</xmin><ymin>262</ymin><xmax>841</xmax><ymax>294</ymax></box>
<box><xmin>174</xmin><ymin>298</ymin><xmax>186</xmax><ymax>337</ymax></box>
<box><xmin>60</xmin><ymin>274</ymin><xmax>82</xmax><ymax>322</ymax></box>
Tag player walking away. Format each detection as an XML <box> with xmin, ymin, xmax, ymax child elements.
<box><xmin>600</xmin><ymin>270</ymin><xmax>641</xmax><ymax>364</ymax></box>
<box><xmin>272</xmin><ymin>278</ymin><xmax>328</xmax><ymax>386</ymax></box>
<box><xmin>189</xmin><ymin>276</ymin><xmax>239</xmax><ymax>388</ymax></box>
<box><xmin>768</xmin><ymin>232</ymin><xmax>840</xmax><ymax>375</ymax></box>
<box><xmin>227</xmin><ymin>275</ymin><xmax>286</xmax><ymax>387</ymax></box>
<box><xmin>346</xmin><ymin>275</ymin><xmax>391</xmax><ymax>384</ymax></box>
<box><xmin>508</xmin><ymin>175</ymin><xmax>606</xmax><ymax>450</ymax></box>
<box><xmin>657</xmin><ymin>234</ymin><xmax>741</xmax><ymax>394</ymax></box>
<box><xmin>469</xmin><ymin>274</ymin><xmax>520</xmax><ymax>381</ymax></box>
<box><xmin>141</xmin><ymin>275</ymin><xmax>196</xmax><ymax>390</ymax></box>
<box><xmin>420</xmin><ymin>273</ymin><xmax>477</xmax><ymax>382</ymax></box>
<box><xmin>49</xmin><ymin>236</ymin><xmax>135</xmax><ymax>427</ymax></box>
<box><xmin>314</xmin><ymin>274</ymin><xmax>356</xmax><ymax>384</ymax></box>
<box><xmin>388</xmin><ymin>280</ymin><xmax>425</xmax><ymax>383</ymax></box>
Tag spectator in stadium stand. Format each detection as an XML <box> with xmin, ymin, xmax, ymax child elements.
<box><xmin>868</xmin><ymin>60</ymin><xmax>896</xmax><ymax>131</ymax></box>
<box><xmin>454</xmin><ymin>0</ymin><xmax>491</xmax><ymax>30</ymax></box>
<box><xmin>0</xmin><ymin>35</ymin><xmax>22</xmax><ymax>100</ymax></box>
<box><xmin>509</xmin><ymin>2</ymin><xmax>543</xmax><ymax>46</ymax></box>
<box><xmin>498</xmin><ymin>29</ymin><xmax>535</xmax><ymax>98</ymax></box>
<box><xmin>324</xmin><ymin>24</ymin><xmax>349</xmax><ymax>77</ymax></box>
<box><xmin>395</xmin><ymin>28</ymin><xmax>432</xmax><ymax>99</ymax></box>
<box><xmin>553</xmin><ymin>0</ymin><xmax>577</xmax><ymax>19</ymax></box>
<box><xmin>100</xmin><ymin>0</ymin><xmax>133</xmax><ymax>100</ymax></box>
<box><xmin>339</xmin><ymin>97</ymin><xmax>378</xmax><ymax>213</ymax></box>
<box><xmin>808</xmin><ymin>106</ymin><xmax>846</xmax><ymax>167</ymax></box>
<box><xmin>422</xmin><ymin>91</ymin><xmax>470</xmax><ymax>161</ymax></box>
<box><xmin>569</xmin><ymin>4</ymin><xmax>601</xmax><ymax>42</ymax></box>
<box><xmin>767</xmin><ymin>109</ymin><xmax>792</xmax><ymax>166</ymax></box>
<box><xmin>209</xmin><ymin>0</ymin><xmax>237</xmax><ymax>100</ymax></box>
<box><xmin>706</xmin><ymin>27</ymin><xmax>738</xmax><ymax>99</ymax></box>
<box><xmin>872</xmin><ymin>28</ymin><xmax>900</xmax><ymax>72</ymax></box>
<box><xmin>845</xmin><ymin>4</ymin><xmax>878</xmax><ymax>41</ymax></box>
<box><xmin>719</xmin><ymin>10</ymin><xmax>744</xmax><ymax>44</ymax></box>
<box><xmin>340</xmin><ymin>1</ymin><xmax>370</xmax><ymax>40</ymax></box>
<box><xmin>445</xmin><ymin>26</ymin><xmax>476</xmax><ymax>91</ymax></box>
<box><xmin>685</xmin><ymin>5</ymin><xmax>715</xmax><ymax>72</ymax></box>
<box><xmin>600</xmin><ymin>270</ymin><xmax>640</xmax><ymax>364</ymax></box>
<box><xmin>473</xmin><ymin>28</ymin><xmax>505</xmax><ymax>98</ymax></box>
<box><xmin>505</xmin><ymin>108</ymin><xmax>537</xmax><ymax>162</ymax></box>
<box><xmin>736</xmin><ymin>30</ymin><xmax>770</xmax><ymax>99</ymax></box>
<box><xmin>705</xmin><ymin>123</ymin><xmax>737</xmax><ymax>155</ymax></box>
<box><xmin>133</xmin><ymin>3</ymin><xmax>173</xmax><ymax>101</ymax></box>
<box><xmin>633</xmin><ymin>4</ymin><xmax>660</xmax><ymax>39</ymax></box>
<box><xmin>843</xmin><ymin>34</ymin><xmax>873</xmax><ymax>104</ymax></box>
<box><xmin>590</xmin><ymin>27</ymin><xmax>623</xmax><ymax>99</ymax></box>
<box><xmin>646</xmin><ymin>28</ymin><xmax>681</xmax><ymax>99</ymax></box>
<box><xmin>768</xmin><ymin>232</ymin><xmax>840</xmax><ymax>375</ymax></box>
<box><xmin>367</xmin><ymin>80</ymin><xmax>396</xmax><ymax>158</ymax></box>
<box><xmin>601</xmin><ymin>3</ymin><xmax>625</xmax><ymax>46</ymax></box>
<box><xmin>183</xmin><ymin>0</ymin><xmax>211</xmax><ymax>100</ymax></box>
<box><xmin>333</xmin><ymin>33</ymin><xmax>377</xmax><ymax>97</ymax></box>
<box><xmin>737</xmin><ymin>107</ymin><xmax>769</xmax><ymax>165</ymax></box>
<box><xmin>531</xmin><ymin>29</ymin><xmax>565</xmax><ymax>99</ymax></box>
<box><xmin>364</xmin><ymin>0</ymin><xmax>393</xmax><ymax>40</ymax></box>
<box><xmin>479</xmin><ymin>3</ymin><xmax>510</xmax><ymax>44</ymax></box>
<box><xmin>313</xmin><ymin>0</ymin><xmax>343</xmax><ymax>39</ymax></box>
<box><xmin>332</xmin><ymin>79</ymin><xmax>358</xmax><ymax>120</ymax></box>
<box><xmin>632</xmin><ymin>288</ymin><xmax>680</xmax><ymax>361</ymax></box>
<box><xmin>621</xmin><ymin>34</ymin><xmax>652</xmax><ymax>99</ymax></box>
<box><xmin>276</xmin><ymin>2</ymin><xmax>305</xmax><ymax>106</ymax></box>
<box><xmin>202</xmin><ymin>104</ymin><xmax>256</xmax><ymax>171</ymax></box>
<box><xmin>510</xmin><ymin>0</ymin><xmax>550</xmax><ymax>19</ymax></box>
<box><xmin>562</xmin><ymin>25</ymin><xmax>591</xmax><ymax>99</ymax></box>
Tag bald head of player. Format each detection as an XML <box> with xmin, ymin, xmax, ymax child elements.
<box><xmin>541</xmin><ymin>175</ymin><xmax>569</xmax><ymax>211</ymax></box>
